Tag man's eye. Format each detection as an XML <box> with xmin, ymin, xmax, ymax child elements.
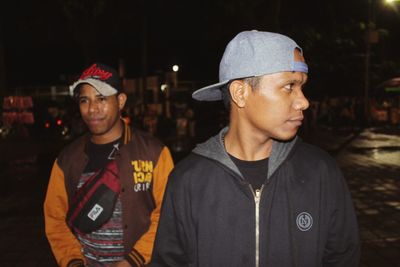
<box><xmin>98</xmin><ymin>97</ymin><xmax>107</xmax><ymax>102</ymax></box>
<box><xmin>284</xmin><ymin>83</ymin><xmax>294</xmax><ymax>91</ymax></box>
<box><xmin>79</xmin><ymin>98</ymin><xmax>88</xmax><ymax>104</ymax></box>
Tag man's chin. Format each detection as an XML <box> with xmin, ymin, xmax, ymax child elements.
<box><xmin>272</xmin><ymin>132</ymin><xmax>298</xmax><ymax>142</ymax></box>
<box><xmin>88</xmin><ymin>127</ymin><xmax>106</xmax><ymax>136</ymax></box>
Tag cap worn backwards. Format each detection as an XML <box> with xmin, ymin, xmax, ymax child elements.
<box><xmin>192</xmin><ymin>30</ymin><xmax>309</xmax><ymax>101</ymax></box>
<box><xmin>70</xmin><ymin>63</ymin><xmax>121</xmax><ymax>97</ymax></box>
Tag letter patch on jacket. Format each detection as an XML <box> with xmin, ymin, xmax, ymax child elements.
<box><xmin>296</xmin><ymin>212</ymin><xmax>313</xmax><ymax>231</ymax></box>
<box><xmin>132</xmin><ymin>160</ymin><xmax>153</xmax><ymax>192</ymax></box>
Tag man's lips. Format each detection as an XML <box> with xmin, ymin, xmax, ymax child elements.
<box><xmin>287</xmin><ymin>116</ymin><xmax>304</xmax><ymax>126</ymax></box>
<box><xmin>87</xmin><ymin>118</ymin><xmax>104</xmax><ymax>125</ymax></box>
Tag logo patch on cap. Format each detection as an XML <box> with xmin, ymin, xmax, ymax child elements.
<box><xmin>80</xmin><ymin>64</ymin><xmax>113</xmax><ymax>81</ymax></box>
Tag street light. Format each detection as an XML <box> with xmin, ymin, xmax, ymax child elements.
<box><xmin>160</xmin><ymin>84</ymin><xmax>168</xmax><ymax>92</ymax></box>
<box><xmin>384</xmin><ymin>0</ymin><xmax>400</xmax><ymax>3</ymax></box>
<box><xmin>172</xmin><ymin>65</ymin><xmax>179</xmax><ymax>72</ymax></box>
<box><xmin>171</xmin><ymin>65</ymin><xmax>179</xmax><ymax>88</ymax></box>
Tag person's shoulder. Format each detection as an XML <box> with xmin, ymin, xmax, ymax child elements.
<box><xmin>293</xmin><ymin>138</ymin><xmax>333</xmax><ymax>161</ymax></box>
<box><xmin>167</xmin><ymin>152</ymin><xmax>219</xmax><ymax>184</ymax></box>
<box><xmin>125</xmin><ymin>127</ymin><xmax>170</xmax><ymax>162</ymax></box>
<box><xmin>173</xmin><ymin>152</ymin><xmax>205</xmax><ymax>170</ymax></box>
<box><xmin>59</xmin><ymin>134</ymin><xmax>87</xmax><ymax>156</ymax></box>
<box><xmin>57</xmin><ymin>134</ymin><xmax>88</xmax><ymax>165</ymax></box>
<box><xmin>129</xmin><ymin>127</ymin><xmax>164</xmax><ymax>148</ymax></box>
<box><xmin>291</xmin><ymin>138</ymin><xmax>338</xmax><ymax>169</ymax></box>
<box><xmin>288</xmin><ymin>139</ymin><xmax>344</xmax><ymax>187</ymax></box>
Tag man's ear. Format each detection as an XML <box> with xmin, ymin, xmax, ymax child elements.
<box><xmin>117</xmin><ymin>93</ymin><xmax>127</xmax><ymax>110</ymax></box>
<box><xmin>229</xmin><ymin>80</ymin><xmax>248</xmax><ymax>108</ymax></box>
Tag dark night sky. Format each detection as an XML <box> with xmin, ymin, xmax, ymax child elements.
<box><xmin>1</xmin><ymin>0</ymin><xmax>400</xmax><ymax>92</ymax></box>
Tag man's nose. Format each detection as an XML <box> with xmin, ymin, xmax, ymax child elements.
<box><xmin>293</xmin><ymin>91</ymin><xmax>309</xmax><ymax>111</ymax></box>
<box><xmin>88</xmin><ymin>100</ymin><xmax>100</xmax><ymax>113</ymax></box>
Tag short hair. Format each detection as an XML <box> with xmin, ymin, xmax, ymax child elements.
<box><xmin>220</xmin><ymin>76</ymin><xmax>262</xmax><ymax>111</ymax></box>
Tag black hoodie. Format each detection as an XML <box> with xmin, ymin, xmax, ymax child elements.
<box><xmin>151</xmin><ymin>127</ymin><xmax>360</xmax><ymax>267</ymax></box>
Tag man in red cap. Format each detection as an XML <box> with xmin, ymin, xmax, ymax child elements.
<box><xmin>44</xmin><ymin>63</ymin><xmax>174</xmax><ymax>267</ymax></box>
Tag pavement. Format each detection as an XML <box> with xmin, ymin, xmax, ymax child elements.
<box><xmin>0</xmin><ymin>125</ymin><xmax>399</xmax><ymax>266</ymax></box>
<box><xmin>335</xmin><ymin>127</ymin><xmax>400</xmax><ymax>267</ymax></box>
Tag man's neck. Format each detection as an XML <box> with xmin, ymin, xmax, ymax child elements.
<box><xmin>224</xmin><ymin>120</ymin><xmax>272</xmax><ymax>161</ymax></box>
<box><xmin>90</xmin><ymin>120</ymin><xmax>124</xmax><ymax>145</ymax></box>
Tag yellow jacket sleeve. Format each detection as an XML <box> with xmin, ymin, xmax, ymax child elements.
<box><xmin>129</xmin><ymin>146</ymin><xmax>174</xmax><ymax>265</ymax></box>
<box><xmin>44</xmin><ymin>159</ymin><xmax>84</xmax><ymax>267</ymax></box>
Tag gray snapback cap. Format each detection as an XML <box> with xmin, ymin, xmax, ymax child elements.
<box><xmin>192</xmin><ymin>30</ymin><xmax>308</xmax><ymax>101</ymax></box>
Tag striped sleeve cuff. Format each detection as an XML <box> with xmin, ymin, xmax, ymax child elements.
<box><xmin>125</xmin><ymin>247</ymin><xmax>145</xmax><ymax>266</ymax></box>
<box><xmin>67</xmin><ymin>259</ymin><xmax>85</xmax><ymax>267</ymax></box>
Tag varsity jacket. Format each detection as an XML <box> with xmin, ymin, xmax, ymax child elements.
<box><xmin>151</xmin><ymin>127</ymin><xmax>360</xmax><ymax>267</ymax></box>
<box><xmin>44</xmin><ymin>123</ymin><xmax>174</xmax><ymax>267</ymax></box>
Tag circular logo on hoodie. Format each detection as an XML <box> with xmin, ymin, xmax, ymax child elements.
<box><xmin>296</xmin><ymin>212</ymin><xmax>313</xmax><ymax>231</ymax></box>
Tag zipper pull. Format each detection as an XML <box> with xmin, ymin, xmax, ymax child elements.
<box><xmin>254</xmin><ymin>189</ymin><xmax>261</xmax><ymax>204</ymax></box>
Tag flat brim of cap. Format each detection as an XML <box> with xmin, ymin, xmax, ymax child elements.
<box><xmin>192</xmin><ymin>80</ymin><xmax>229</xmax><ymax>101</ymax></box>
<box><xmin>69</xmin><ymin>78</ymin><xmax>118</xmax><ymax>97</ymax></box>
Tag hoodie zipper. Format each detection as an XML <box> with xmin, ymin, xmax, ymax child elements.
<box><xmin>251</xmin><ymin>184</ymin><xmax>264</xmax><ymax>267</ymax></box>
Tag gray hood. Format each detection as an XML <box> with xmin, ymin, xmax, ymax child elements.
<box><xmin>192</xmin><ymin>127</ymin><xmax>297</xmax><ymax>180</ymax></box>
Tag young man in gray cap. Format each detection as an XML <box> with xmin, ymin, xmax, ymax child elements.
<box><xmin>150</xmin><ymin>31</ymin><xmax>360</xmax><ymax>267</ymax></box>
<box><xmin>44</xmin><ymin>63</ymin><xmax>174</xmax><ymax>267</ymax></box>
